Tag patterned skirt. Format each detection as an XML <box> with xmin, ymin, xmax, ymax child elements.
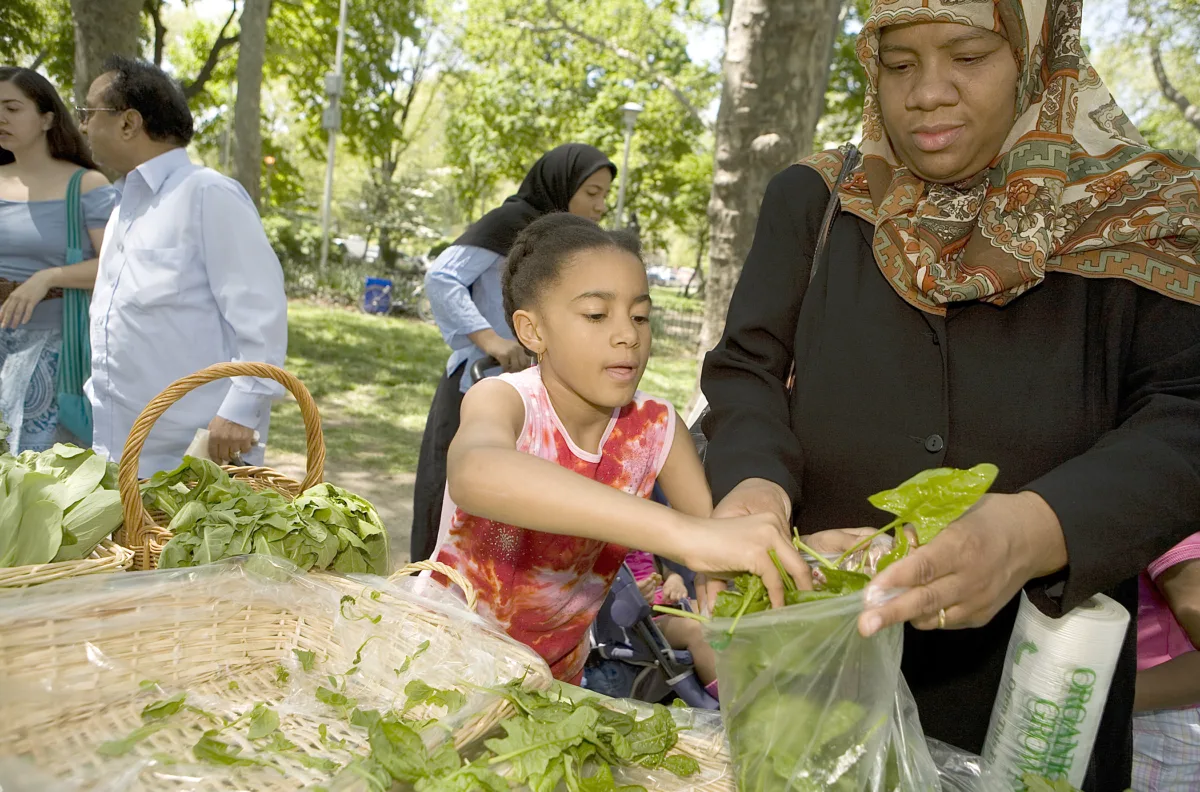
<box><xmin>1133</xmin><ymin>706</ymin><xmax>1200</xmax><ymax>791</ymax></box>
<box><xmin>0</xmin><ymin>327</ymin><xmax>62</xmax><ymax>453</ymax></box>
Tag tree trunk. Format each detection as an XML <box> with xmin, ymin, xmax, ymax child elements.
<box><xmin>693</xmin><ymin>0</ymin><xmax>843</xmax><ymax>399</ymax></box>
<box><xmin>68</xmin><ymin>0</ymin><xmax>141</xmax><ymax>107</ymax></box>
<box><xmin>233</xmin><ymin>0</ymin><xmax>272</xmax><ymax>208</ymax></box>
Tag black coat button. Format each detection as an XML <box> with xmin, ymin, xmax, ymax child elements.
<box><xmin>924</xmin><ymin>434</ymin><xmax>945</xmax><ymax>453</ymax></box>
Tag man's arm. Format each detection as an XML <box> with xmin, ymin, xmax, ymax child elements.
<box><xmin>199</xmin><ymin>179</ymin><xmax>288</xmax><ymax>461</ymax></box>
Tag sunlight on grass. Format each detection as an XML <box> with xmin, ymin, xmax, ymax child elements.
<box><xmin>271</xmin><ymin>300</ymin><xmax>700</xmax><ymax>475</ymax></box>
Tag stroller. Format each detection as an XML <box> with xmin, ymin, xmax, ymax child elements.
<box><xmin>468</xmin><ymin>357</ymin><xmax>719</xmax><ymax>710</ymax></box>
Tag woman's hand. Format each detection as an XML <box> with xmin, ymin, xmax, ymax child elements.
<box><xmin>859</xmin><ymin>492</ymin><xmax>1068</xmax><ymax>637</ymax></box>
<box><xmin>661</xmin><ymin>573</ymin><xmax>688</xmax><ymax>604</ymax></box>
<box><xmin>712</xmin><ymin>477</ymin><xmax>792</xmax><ymax>525</ymax></box>
<box><xmin>694</xmin><ymin>574</ymin><xmax>724</xmax><ymax>617</ymax></box>
<box><xmin>678</xmin><ymin>509</ymin><xmax>813</xmax><ymax>608</ymax></box>
<box><xmin>0</xmin><ymin>271</ymin><xmax>55</xmax><ymax>329</ymax></box>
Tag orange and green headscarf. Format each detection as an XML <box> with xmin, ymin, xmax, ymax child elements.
<box><xmin>801</xmin><ymin>0</ymin><xmax>1200</xmax><ymax>313</ymax></box>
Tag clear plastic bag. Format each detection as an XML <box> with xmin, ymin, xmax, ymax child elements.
<box><xmin>926</xmin><ymin>738</ymin><xmax>1012</xmax><ymax>792</ymax></box>
<box><xmin>0</xmin><ymin>556</ymin><xmax>552</xmax><ymax>791</ymax></box>
<box><xmin>703</xmin><ymin>590</ymin><xmax>940</xmax><ymax>791</ymax></box>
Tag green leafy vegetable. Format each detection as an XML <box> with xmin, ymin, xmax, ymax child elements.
<box><xmin>145</xmin><ymin>457</ymin><xmax>389</xmax><ymax>574</ymax></box>
<box><xmin>141</xmin><ymin>692</ymin><xmax>187</xmax><ymax>722</ymax></box>
<box><xmin>96</xmin><ymin>723</ymin><xmax>170</xmax><ymax>757</ymax></box>
<box><xmin>193</xmin><ymin>731</ymin><xmax>269</xmax><ymax>767</ymax></box>
<box><xmin>404</xmin><ymin>680</ymin><xmax>467</xmax><ymax>714</ymax></box>
<box><xmin>247</xmin><ymin>705</ymin><xmax>281</xmax><ymax>740</ymax></box>
<box><xmin>294</xmin><ymin>648</ymin><xmax>317</xmax><ymax>672</ymax></box>
<box><xmin>0</xmin><ymin>444</ymin><xmax>123</xmax><ymax>567</ymax></box>
<box><xmin>398</xmin><ymin>639</ymin><xmax>432</xmax><ymax>674</ymax></box>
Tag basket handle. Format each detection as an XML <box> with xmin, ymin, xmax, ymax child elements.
<box><xmin>389</xmin><ymin>559</ymin><xmax>478</xmax><ymax>612</ymax></box>
<box><xmin>118</xmin><ymin>362</ymin><xmax>326</xmax><ymax>532</ymax></box>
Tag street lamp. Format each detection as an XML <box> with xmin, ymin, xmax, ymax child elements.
<box><xmin>262</xmin><ymin>155</ymin><xmax>276</xmax><ymax>210</ymax></box>
<box><xmin>319</xmin><ymin>0</ymin><xmax>351</xmax><ymax>273</ymax></box>
<box><xmin>614</xmin><ymin>102</ymin><xmax>642</xmax><ymax>228</ymax></box>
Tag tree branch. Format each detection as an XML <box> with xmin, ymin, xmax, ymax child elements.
<box><xmin>507</xmin><ymin>8</ymin><xmax>712</xmax><ymax>132</ymax></box>
<box><xmin>181</xmin><ymin>1</ymin><xmax>241</xmax><ymax>100</ymax></box>
<box><xmin>1149</xmin><ymin>38</ymin><xmax>1200</xmax><ymax>135</ymax></box>
<box><xmin>144</xmin><ymin>0</ymin><xmax>167</xmax><ymax>66</ymax></box>
<box><xmin>29</xmin><ymin>48</ymin><xmax>48</xmax><ymax>70</ymax></box>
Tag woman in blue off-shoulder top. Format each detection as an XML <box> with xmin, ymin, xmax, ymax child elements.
<box><xmin>0</xmin><ymin>67</ymin><xmax>117</xmax><ymax>452</ymax></box>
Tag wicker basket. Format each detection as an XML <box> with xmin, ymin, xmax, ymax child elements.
<box><xmin>0</xmin><ymin>538</ymin><xmax>134</xmax><ymax>589</ymax></box>
<box><xmin>0</xmin><ymin>557</ymin><xmax>553</xmax><ymax>791</ymax></box>
<box><xmin>113</xmin><ymin>361</ymin><xmax>326</xmax><ymax>570</ymax></box>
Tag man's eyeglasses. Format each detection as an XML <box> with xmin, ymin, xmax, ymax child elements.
<box><xmin>75</xmin><ymin>106</ymin><xmax>120</xmax><ymax>124</ymax></box>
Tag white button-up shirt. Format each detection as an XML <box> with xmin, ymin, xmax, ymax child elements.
<box><xmin>87</xmin><ymin>148</ymin><xmax>288</xmax><ymax>477</ymax></box>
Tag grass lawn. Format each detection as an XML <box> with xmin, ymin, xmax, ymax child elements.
<box><xmin>270</xmin><ymin>300</ymin><xmax>700</xmax><ymax>475</ymax></box>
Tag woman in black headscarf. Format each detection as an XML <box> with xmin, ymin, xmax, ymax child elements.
<box><xmin>411</xmin><ymin>143</ymin><xmax>616</xmax><ymax>562</ymax></box>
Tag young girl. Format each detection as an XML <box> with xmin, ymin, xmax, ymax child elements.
<box><xmin>431</xmin><ymin>212</ymin><xmax>808</xmax><ymax>683</ymax></box>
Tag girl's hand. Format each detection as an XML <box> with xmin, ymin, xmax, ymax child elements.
<box><xmin>680</xmin><ymin>511</ymin><xmax>813</xmax><ymax>608</ymax></box>
<box><xmin>859</xmin><ymin>493</ymin><xmax>1068</xmax><ymax>637</ymax></box>
<box><xmin>0</xmin><ymin>272</ymin><xmax>53</xmax><ymax>329</ymax></box>
<box><xmin>635</xmin><ymin>573</ymin><xmax>661</xmax><ymax>601</ymax></box>
<box><xmin>661</xmin><ymin>573</ymin><xmax>688</xmax><ymax>604</ymax></box>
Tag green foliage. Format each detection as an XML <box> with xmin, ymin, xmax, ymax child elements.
<box><xmin>440</xmin><ymin>0</ymin><xmax>719</xmax><ymax>244</ymax></box>
<box><xmin>0</xmin><ymin>0</ymin><xmax>74</xmax><ymax>87</ymax></box>
<box><xmin>1087</xmin><ymin>0</ymin><xmax>1200</xmax><ymax>154</ymax></box>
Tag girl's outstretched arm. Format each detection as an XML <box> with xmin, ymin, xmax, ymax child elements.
<box><xmin>447</xmin><ymin>379</ymin><xmax>810</xmax><ymax>606</ymax></box>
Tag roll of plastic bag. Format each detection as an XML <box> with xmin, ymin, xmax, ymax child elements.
<box><xmin>982</xmin><ymin>591</ymin><xmax>1130</xmax><ymax>789</ymax></box>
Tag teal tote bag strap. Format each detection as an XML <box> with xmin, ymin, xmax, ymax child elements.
<box><xmin>57</xmin><ymin>168</ymin><xmax>94</xmax><ymax>444</ymax></box>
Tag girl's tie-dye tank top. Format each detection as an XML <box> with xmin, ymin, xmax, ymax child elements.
<box><xmin>432</xmin><ymin>366</ymin><xmax>675</xmax><ymax>683</ymax></box>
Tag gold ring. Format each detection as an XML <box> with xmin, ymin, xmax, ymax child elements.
<box><xmin>937</xmin><ymin>608</ymin><xmax>947</xmax><ymax>629</ymax></box>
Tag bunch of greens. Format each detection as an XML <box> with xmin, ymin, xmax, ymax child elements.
<box><xmin>147</xmin><ymin>457</ymin><xmax>389</xmax><ymax>575</ymax></box>
<box><xmin>0</xmin><ymin>444</ymin><xmax>123</xmax><ymax>567</ymax></box>
<box><xmin>692</xmin><ymin>464</ymin><xmax>1000</xmax><ymax>639</ymax></box>
<box><xmin>669</xmin><ymin>465</ymin><xmax>1000</xmax><ymax>792</ymax></box>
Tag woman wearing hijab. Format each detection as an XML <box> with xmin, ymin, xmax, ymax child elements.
<box><xmin>412</xmin><ymin>143</ymin><xmax>616</xmax><ymax>562</ymax></box>
<box><xmin>700</xmin><ymin>0</ymin><xmax>1200</xmax><ymax>786</ymax></box>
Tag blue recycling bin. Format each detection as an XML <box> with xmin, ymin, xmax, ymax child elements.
<box><xmin>363</xmin><ymin>276</ymin><xmax>392</xmax><ymax>314</ymax></box>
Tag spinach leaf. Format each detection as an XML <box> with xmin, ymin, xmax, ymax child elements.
<box><xmin>404</xmin><ymin>679</ymin><xmax>466</xmax><ymax>714</ymax></box>
<box><xmin>867</xmin><ymin>463</ymin><xmax>998</xmax><ymax>546</ymax></box>
<box><xmin>246</xmin><ymin>705</ymin><xmax>281</xmax><ymax>740</ymax></box>
<box><xmin>141</xmin><ymin>692</ymin><xmax>187</xmax><ymax>722</ymax></box>
<box><xmin>96</xmin><ymin>722</ymin><xmax>169</xmax><ymax>756</ymax></box>
<box><xmin>193</xmin><ymin>731</ymin><xmax>268</xmax><ymax>767</ymax></box>
<box><xmin>293</xmin><ymin>648</ymin><xmax>317</xmax><ymax>672</ymax></box>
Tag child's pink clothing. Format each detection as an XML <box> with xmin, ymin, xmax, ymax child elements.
<box><xmin>1137</xmin><ymin>532</ymin><xmax>1200</xmax><ymax>672</ymax></box>
<box><xmin>433</xmin><ymin>367</ymin><xmax>675</xmax><ymax>684</ymax></box>
<box><xmin>625</xmin><ymin>549</ymin><xmax>666</xmax><ymax>605</ymax></box>
<box><xmin>625</xmin><ymin>549</ymin><xmax>658</xmax><ymax>582</ymax></box>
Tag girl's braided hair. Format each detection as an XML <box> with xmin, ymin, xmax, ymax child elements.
<box><xmin>501</xmin><ymin>212</ymin><xmax>642</xmax><ymax>334</ymax></box>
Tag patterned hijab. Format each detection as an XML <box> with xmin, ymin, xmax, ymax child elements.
<box><xmin>801</xmin><ymin>0</ymin><xmax>1200</xmax><ymax>314</ymax></box>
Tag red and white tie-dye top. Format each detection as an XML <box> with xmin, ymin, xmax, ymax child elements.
<box><xmin>432</xmin><ymin>366</ymin><xmax>675</xmax><ymax>683</ymax></box>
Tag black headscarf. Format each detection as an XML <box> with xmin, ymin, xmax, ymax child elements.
<box><xmin>453</xmin><ymin>143</ymin><xmax>616</xmax><ymax>256</ymax></box>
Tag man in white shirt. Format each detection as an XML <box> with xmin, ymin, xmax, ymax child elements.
<box><xmin>80</xmin><ymin>56</ymin><xmax>287</xmax><ymax>476</ymax></box>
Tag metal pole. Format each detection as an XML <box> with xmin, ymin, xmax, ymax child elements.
<box><xmin>615</xmin><ymin>123</ymin><xmax>633</xmax><ymax>227</ymax></box>
<box><xmin>320</xmin><ymin>0</ymin><xmax>350</xmax><ymax>272</ymax></box>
